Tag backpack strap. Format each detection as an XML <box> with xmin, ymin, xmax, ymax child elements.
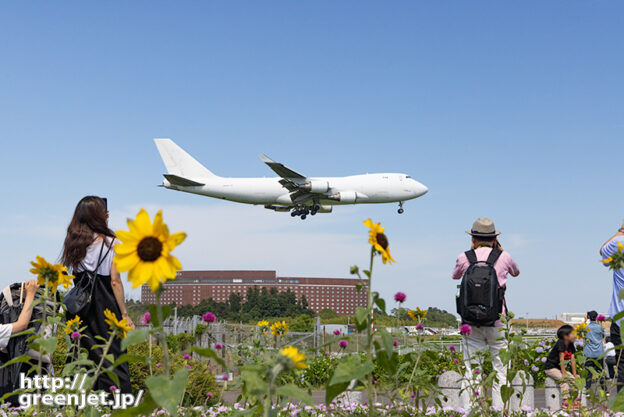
<box><xmin>486</xmin><ymin>248</ymin><xmax>502</xmax><ymax>266</ymax></box>
<box><xmin>464</xmin><ymin>250</ymin><xmax>478</xmax><ymax>265</ymax></box>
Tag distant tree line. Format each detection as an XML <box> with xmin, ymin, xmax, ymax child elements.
<box><xmin>168</xmin><ymin>286</ymin><xmax>314</xmax><ymax>322</ymax></box>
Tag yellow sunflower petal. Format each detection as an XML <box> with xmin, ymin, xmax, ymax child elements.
<box><xmin>133</xmin><ymin>209</ymin><xmax>153</xmax><ymax>237</ymax></box>
<box><xmin>116</xmin><ymin>230</ymin><xmax>140</xmax><ymax>245</ymax></box>
<box><xmin>166</xmin><ymin>232</ymin><xmax>187</xmax><ymax>249</ymax></box>
<box><xmin>152</xmin><ymin>210</ymin><xmax>164</xmax><ymax>236</ymax></box>
<box><xmin>114</xmin><ymin>253</ymin><xmax>141</xmax><ymax>273</ymax></box>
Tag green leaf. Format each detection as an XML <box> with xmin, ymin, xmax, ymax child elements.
<box><xmin>145</xmin><ymin>368</ymin><xmax>189</xmax><ymax>416</ymax></box>
<box><xmin>325</xmin><ymin>381</ymin><xmax>350</xmax><ymax>405</ymax></box>
<box><xmin>276</xmin><ymin>384</ymin><xmax>313</xmax><ymax>405</ymax></box>
<box><xmin>148</xmin><ymin>304</ymin><xmax>172</xmax><ymax>327</ymax></box>
<box><xmin>121</xmin><ymin>328</ymin><xmax>148</xmax><ymax>351</ymax></box>
<box><xmin>613</xmin><ymin>310</ymin><xmax>624</xmax><ymax>324</ymax></box>
<box><xmin>0</xmin><ymin>354</ymin><xmax>32</xmax><ymax>369</ymax></box>
<box><xmin>612</xmin><ymin>388</ymin><xmax>624</xmax><ymax>412</ymax></box>
<box><xmin>329</xmin><ymin>356</ymin><xmax>374</xmax><ymax>386</ymax></box>
<box><xmin>191</xmin><ymin>346</ymin><xmax>225</xmax><ymax>366</ymax></box>
<box><xmin>38</xmin><ymin>336</ymin><xmax>58</xmax><ymax>355</ymax></box>
<box><xmin>112</xmin><ymin>353</ymin><xmax>144</xmax><ymax>368</ymax></box>
<box><xmin>374</xmin><ymin>298</ymin><xmax>386</xmax><ymax>314</ymax></box>
<box><xmin>378</xmin><ymin>328</ymin><xmax>394</xmax><ymax>360</ymax></box>
<box><xmin>355</xmin><ymin>307</ymin><xmax>369</xmax><ymax>332</ymax></box>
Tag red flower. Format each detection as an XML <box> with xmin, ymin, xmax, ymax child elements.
<box><xmin>563</xmin><ymin>351</ymin><xmax>573</xmax><ymax>360</ymax></box>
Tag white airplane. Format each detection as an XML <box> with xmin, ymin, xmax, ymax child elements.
<box><xmin>154</xmin><ymin>138</ymin><xmax>428</xmax><ymax>219</ymax></box>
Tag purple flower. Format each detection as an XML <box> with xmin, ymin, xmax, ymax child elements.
<box><xmin>541</xmin><ymin>357</ymin><xmax>547</xmax><ymax>363</ymax></box>
<box><xmin>475</xmin><ymin>391</ymin><xmax>480</xmax><ymax>396</ymax></box>
<box><xmin>597</xmin><ymin>314</ymin><xmax>607</xmax><ymax>322</ymax></box>
<box><xmin>206</xmin><ymin>392</ymin><xmax>213</xmax><ymax>398</ymax></box>
<box><xmin>70</xmin><ymin>331</ymin><xmax>81</xmax><ymax>340</ymax></box>
<box><xmin>156</xmin><ymin>362</ymin><xmax>162</xmax><ymax>367</ymax></box>
<box><xmin>474</xmin><ymin>369</ymin><xmax>480</xmax><ymax>374</ymax></box>
<box><xmin>523</xmin><ymin>359</ymin><xmax>529</xmax><ymax>366</ymax></box>
<box><xmin>410</xmin><ymin>394</ymin><xmax>415</xmax><ymax>399</ymax></box>
<box><xmin>221</xmin><ymin>374</ymin><xmax>229</xmax><ymax>381</ymax></box>
<box><xmin>454</xmin><ymin>359</ymin><xmax>459</xmax><ymax>364</ymax></box>
<box><xmin>333</xmin><ymin>329</ymin><xmax>341</xmax><ymax>336</ymax></box>
<box><xmin>186</xmin><ymin>365</ymin><xmax>192</xmax><ymax>369</ymax></box>
<box><xmin>416</xmin><ymin>324</ymin><xmax>423</xmax><ymax>330</ymax></box>
<box><xmin>215</xmin><ymin>343</ymin><xmax>223</xmax><ymax>349</ymax></box>
<box><xmin>140</xmin><ymin>312</ymin><xmax>151</xmax><ymax>325</ymax></box>
<box><xmin>109</xmin><ymin>385</ymin><xmax>117</xmax><ymax>391</ymax></box>
<box><xmin>338</xmin><ymin>339</ymin><xmax>348</xmax><ymax>349</ymax></box>
<box><xmin>394</xmin><ymin>292</ymin><xmax>406</xmax><ymax>303</ymax></box>
<box><xmin>531</xmin><ymin>365</ymin><xmax>539</xmax><ymax>372</ymax></box>
<box><xmin>202</xmin><ymin>312</ymin><xmax>216</xmax><ymax>323</ymax></box>
<box><xmin>393</xmin><ymin>340</ymin><xmax>399</xmax><ymax>347</ymax></box>
<box><xmin>449</xmin><ymin>345</ymin><xmax>456</xmax><ymax>351</ymax></box>
<box><xmin>183</xmin><ymin>354</ymin><xmax>191</xmax><ymax>360</ymax></box>
<box><xmin>460</xmin><ymin>324</ymin><xmax>472</xmax><ymax>336</ymax></box>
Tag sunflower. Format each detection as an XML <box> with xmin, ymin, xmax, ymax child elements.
<box><xmin>103</xmin><ymin>309</ymin><xmax>133</xmax><ymax>339</ymax></box>
<box><xmin>408</xmin><ymin>307</ymin><xmax>428</xmax><ymax>321</ymax></box>
<box><xmin>280</xmin><ymin>346</ymin><xmax>307</xmax><ymax>369</ymax></box>
<box><xmin>363</xmin><ymin>219</ymin><xmax>395</xmax><ymax>264</ymax></box>
<box><xmin>65</xmin><ymin>316</ymin><xmax>83</xmax><ymax>335</ymax></box>
<box><xmin>114</xmin><ymin>209</ymin><xmax>186</xmax><ymax>292</ymax></box>
<box><xmin>257</xmin><ymin>320</ymin><xmax>270</xmax><ymax>334</ymax></box>
<box><xmin>270</xmin><ymin>320</ymin><xmax>289</xmax><ymax>337</ymax></box>
<box><xmin>30</xmin><ymin>256</ymin><xmax>74</xmax><ymax>293</ymax></box>
<box><xmin>602</xmin><ymin>241</ymin><xmax>624</xmax><ymax>270</ymax></box>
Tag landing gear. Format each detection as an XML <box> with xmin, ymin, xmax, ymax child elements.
<box><xmin>310</xmin><ymin>204</ymin><xmax>320</xmax><ymax>216</ymax></box>
<box><xmin>397</xmin><ymin>202</ymin><xmax>404</xmax><ymax>214</ymax></box>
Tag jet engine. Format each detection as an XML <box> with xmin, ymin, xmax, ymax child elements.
<box><xmin>315</xmin><ymin>205</ymin><xmax>333</xmax><ymax>213</ymax></box>
<box><xmin>300</xmin><ymin>180</ymin><xmax>329</xmax><ymax>193</ymax></box>
<box><xmin>327</xmin><ymin>191</ymin><xmax>358</xmax><ymax>203</ymax></box>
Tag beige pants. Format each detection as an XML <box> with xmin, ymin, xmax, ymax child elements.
<box><xmin>545</xmin><ymin>368</ymin><xmax>574</xmax><ymax>399</ymax></box>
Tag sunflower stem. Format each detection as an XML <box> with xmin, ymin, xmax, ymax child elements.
<box><xmin>367</xmin><ymin>245</ymin><xmax>374</xmax><ymax>417</ymax></box>
<box><xmin>156</xmin><ymin>290</ymin><xmax>171</xmax><ymax>377</ymax></box>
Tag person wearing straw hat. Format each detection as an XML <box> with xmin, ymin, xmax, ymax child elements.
<box><xmin>452</xmin><ymin>217</ymin><xmax>520</xmax><ymax>409</ymax></box>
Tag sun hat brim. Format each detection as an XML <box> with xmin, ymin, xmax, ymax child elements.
<box><xmin>466</xmin><ymin>230</ymin><xmax>501</xmax><ymax>237</ymax></box>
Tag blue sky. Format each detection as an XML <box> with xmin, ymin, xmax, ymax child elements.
<box><xmin>1</xmin><ymin>2</ymin><xmax>622</xmax><ymax>318</ymax></box>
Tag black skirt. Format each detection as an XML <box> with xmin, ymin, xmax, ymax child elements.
<box><xmin>68</xmin><ymin>272</ymin><xmax>132</xmax><ymax>393</ymax></box>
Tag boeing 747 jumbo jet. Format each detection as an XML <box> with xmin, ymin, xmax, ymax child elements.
<box><xmin>154</xmin><ymin>139</ymin><xmax>428</xmax><ymax>219</ymax></box>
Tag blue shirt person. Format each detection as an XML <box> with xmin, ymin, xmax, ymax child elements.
<box><xmin>584</xmin><ymin>320</ymin><xmax>605</xmax><ymax>359</ymax></box>
<box><xmin>600</xmin><ymin>222</ymin><xmax>624</xmax><ymax>391</ymax></box>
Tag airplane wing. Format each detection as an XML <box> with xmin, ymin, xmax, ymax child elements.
<box><xmin>259</xmin><ymin>154</ymin><xmax>306</xmax><ymax>179</ymax></box>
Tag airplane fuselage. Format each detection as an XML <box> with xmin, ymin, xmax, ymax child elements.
<box><xmin>162</xmin><ymin>173</ymin><xmax>427</xmax><ymax>206</ymax></box>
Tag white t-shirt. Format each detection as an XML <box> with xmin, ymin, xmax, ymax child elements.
<box><xmin>0</xmin><ymin>323</ymin><xmax>12</xmax><ymax>349</ymax></box>
<box><xmin>605</xmin><ymin>341</ymin><xmax>616</xmax><ymax>357</ymax></box>
<box><xmin>75</xmin><ymin>236</ymin><xmax>117</xmax><ymax>275</ymax></box>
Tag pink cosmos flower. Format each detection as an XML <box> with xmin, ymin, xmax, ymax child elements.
<box><xmin>338</xmin><ymin>339</ymin><xmax>348</xmax><ymax>349</ymax></box>
<box><xmin>394</xmin><ymin>292</ymin><xmax>406</xmax><ymax>303</ymax></box>
<box><xmin>202</xmin><ymin>312</ymin><xmax>216</xmax><ymax>323</ymax></box>
<box><xmin>140</xmin><ymin>312</ymin><xmax>151</xmax><ymax>325</ymax></box>
<box><xmin>183</xmin><ymin>354</ymin><xmax>191</xmax><ymax>360</ymax></box>
<box><xmin>460</xmin><ymin>324</ymin><xmax>472</xmax><ymax>336</ymax></box>
<box><xmin>70</xmin><ymin>331</ymin><xmax>81</xmax><ymax>340</ymax></box>
<box><xmin>333</xmin><ymin>329</ymin><xmax>341</xmax><ymax>336</ymax></box>
<box><xmin>215</xmin><ymin>343</ymin><xmax>223</xmax><ymax>349</ymax></box>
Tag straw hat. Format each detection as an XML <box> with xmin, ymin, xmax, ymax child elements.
<box><xmin>466</xmin><ymin>217</ymin><xmax>501</xmax><ymax>237</ymax></box>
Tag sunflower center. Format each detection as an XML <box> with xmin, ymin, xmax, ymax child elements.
<box><xmin>137</xmin><ymin>237</ymin><xmax>163</xmax><ymax>262</ymax></box>
<box><xmin>376</xmin><ymin>233</ymin><xmax>389</xmax><ymax>250</ymax></box>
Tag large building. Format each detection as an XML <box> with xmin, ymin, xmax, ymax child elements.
<box><xmin>141</xmin><ymin>270</ymin><xmax>369</xmax><ymax>315</ymax></box>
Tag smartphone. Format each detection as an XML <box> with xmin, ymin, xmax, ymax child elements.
<box><xmin>102</xmin><ymin>197</ymin><xmax>108</xmax><ymax>210</ymax></box>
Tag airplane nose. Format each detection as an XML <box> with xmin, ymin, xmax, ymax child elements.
<box><xmin>413</xmin><ymin>181</ymin><xmax>428</xmax><ymax>197</ymax></box>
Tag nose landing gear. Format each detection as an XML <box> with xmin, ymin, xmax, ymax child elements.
<box><xmin>397</xmin><ymin>202</ymin><xmax>404</xmax><ymax>214</ymax></box>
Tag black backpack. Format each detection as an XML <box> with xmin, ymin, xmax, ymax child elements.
<box><xmin>456</xmin><ymin>248</ymin><xmax>505</xmax><ymax>326</ymax></box>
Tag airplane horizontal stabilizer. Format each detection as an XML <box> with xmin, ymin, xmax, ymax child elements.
<box><xmin>163</xmin><ymin>174</ymin><xmax>204</xmax><ymax>187</ymax></box>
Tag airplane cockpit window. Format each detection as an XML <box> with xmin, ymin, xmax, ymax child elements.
<box><xmin>406</xmin><ymin>175</ymin><xmax>412</xmax><ymax>178</ymax></box>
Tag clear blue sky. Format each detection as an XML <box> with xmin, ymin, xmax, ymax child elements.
<box><xmin>1</xmin><ymin>2</ymin><xmax>622</xmax><ymax>318</ymax></box>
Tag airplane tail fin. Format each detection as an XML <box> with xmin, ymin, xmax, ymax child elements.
<box><xmin>154</xmin><ymin>138</ymin><xmax>218</xmax><ymax>179</ymax></box>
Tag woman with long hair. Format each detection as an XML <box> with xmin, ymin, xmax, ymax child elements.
<box><xmin>62</xmin><ymin>196</ymin><xmax>133</xmax><ymax>393</ymax></box>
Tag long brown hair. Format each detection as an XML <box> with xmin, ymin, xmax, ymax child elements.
<box><xmin>61</xmin><ymin>196</ymin><xmax>115</xmax><ymax>269</ymax></box>
<box><xmin>471</xmin><ymin>236</ymin><xmax>503</xmax><ymax>251</ymax></box>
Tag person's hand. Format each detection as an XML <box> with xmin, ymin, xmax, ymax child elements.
<box><xmin>24</xmin><ymin>280</ymin><xmax>38</xmax><ymax>297</ymax></box>
<box><xmin>124</xmin><ymin>315</ymin><xmax>135</xmax><ymax>330</ymax></box>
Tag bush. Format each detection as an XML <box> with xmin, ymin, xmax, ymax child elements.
<box><xmin>298</xmin><ymin>353</ymin><xmax>339</xmax><ymax>388</ymax></box>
